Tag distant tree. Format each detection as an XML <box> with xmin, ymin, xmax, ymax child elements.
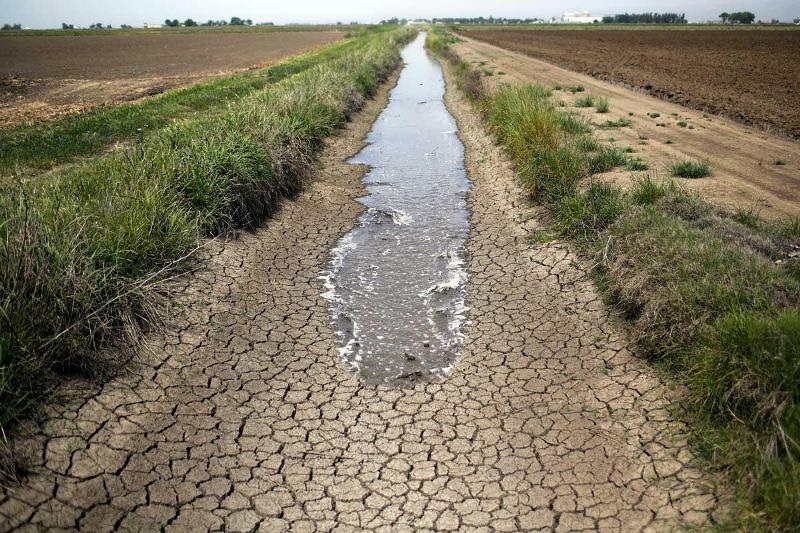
<box><xmin>795</xmin><ymin>17</ymin><xmax>800</xmax><ymax>24</ymax></box>
<box><xmin>246</xmin><ymin>19</ymin><xmax>253</xmax><ymax>25</ymax></box>
<box><xmin>719</xmin><ymin>12</ymin><xmax>730</xmax><ymax>23</ymax></box>
<box><xmin>729</xmin><ymin>11</ymin><xmax>756</xmax><ymax>24</ymax></box>
<box><xmin>230</xmin><ymin>17</ymin><xmax>245</xmax><ymax>26</ymax></box>
<box><xmin>89</xmin><ymin>22</ymin><xmax>105</xmax><ymax>29</ymax></box>
<box><xmin>120</xmin><ymin>24</ymin><xmax>132</xmax><ymax>29</ymax></box>
<box><xmin>184</xmin><ymin>18</ymin><xmax>197</xmax><ymax>27</ymax></box>
<box><xmin>1</xmin><ymin>23</ymin><xmax>21</xmax><ymax>31</ymax></box>
<box><xmin>164</xmin><ymin>18</ymin><xmax>180</xmax><ymax>27</ymax></box>
<box><xmin>106</xmin><ymin>24</ymin><xmax>112</xmax><ymax>29</ymax></box>
<box><xmin>603</xmin><ymin>12</ymin><xmax>686</xmax><ymax>24</ymax></box>
<box><xmin>61</xmin><ymin>22</ymin><xmax>74</xmax><ymax>29</ymax></box>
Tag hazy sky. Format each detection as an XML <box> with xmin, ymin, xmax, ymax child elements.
<box><xmin>1</xmin><ymin>0</ymin><xmax>797</xmax><ymax>28</ymax></box>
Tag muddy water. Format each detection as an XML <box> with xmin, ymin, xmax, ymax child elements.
<box><xmin>321</xmin><ymin>32</ymin><xmax>471</xmax><ymax>386</ymax></box>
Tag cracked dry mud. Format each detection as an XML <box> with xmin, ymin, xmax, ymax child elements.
<box><xmin>0</xmin><ymin>56</ymin><xmax>726</xmax><ymax>532</ymax></box>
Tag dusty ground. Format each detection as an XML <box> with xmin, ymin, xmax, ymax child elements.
<box><xmin>457</xmin><ymin>28</ymin><xmax>800</xmax><ymax>139</ymax></box>
<box><xmin>0</xmin><ymin>59</ymin><xmax>726</xmax><ymax>531</ymax></box>
<box><xmin>454</xmin><ymin>35</ymin><xmax>800</xmax><ymax>219</ymax></box>
<box><xmin>0</xmin><ymin>31</ymin><xmax>341</xmax><ymax>127</ymax></box>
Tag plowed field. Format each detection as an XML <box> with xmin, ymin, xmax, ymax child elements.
<box><xmin>0</xmin><ymin>30</ymin><xmax>341</xmax><ymax>126</ymax></box>
<box><xmin>457</xmin><ymin>28</ymin><xmax>800</xmax><ymax>138</ymax></box>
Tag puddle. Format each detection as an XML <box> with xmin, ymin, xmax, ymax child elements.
<box><xmin>321</xmin><ymin>32</ymin><xmax>470</xmax><ymax>386</ymax></box>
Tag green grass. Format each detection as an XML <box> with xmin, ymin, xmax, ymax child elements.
<box><xmin>0</xmin><ymin>27</ymin><xmax>415</xmax><ymax>445</ymax></box>
<box><xmin>527</xmin><ymin>229</ymin><xmax>556</xmax><ymax>244</ymax></box>
<box><xmin>600</xmin><ymin>118</ymin><xmax>631</xmax><ymax>129</ymax></box>
<box><xmin>574</xmin><ymin>95</ymin><xmax>595</xmax><ymax>107</ymax></box>
<box><xmin>774</xmin><ymin>159</ymin><xmax>786</xmax><ymax>166</ymax></box>
<box><xmin>671</xmin><ymin>159</ymin><xmax>712</xmax><ymax>178</ymax></box>
<box><xmin>625</xmin><ymin>158</ymin><xmax>649</xmax><ymax>171</ymax></box>
<box><xmin>429</xmin><ymin>30</ymin><xmax>800</xmax><ymax>530</ymax></box>
<box><xmin>594</xmin><ymin>96</ymin><xmax>610</xmax><ymax>113</ymax></box>
<box><xmin>555</xmin><ymin>181</ymin><xmax>626</xmax><ymax>241</ymax></box>
<box><xmin>0</xmin><ymin>35</ymin><xmax>373</xmax><ymax>175</ymax></box>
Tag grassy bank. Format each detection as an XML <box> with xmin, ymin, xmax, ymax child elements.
<box><xmin>427</xmin><ymin>29</ymin><xmax>800</xmax><ymax>530</ymax></box>
<box><xmin>0</xmin><ymin>28</ymin><xmax>415</xmax><ymax>443</ymax></box>
<box><xmin>0</xmin><ymin>32</ymin><xmax>381</xmax><ymax>175</ymax></box>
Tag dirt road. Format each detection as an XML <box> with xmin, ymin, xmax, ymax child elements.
<box><xmin>0</xmin><ymin>52</ymin><xmax>725</xmax><ymax>531</ymax></box>
<box><xmin>454</xmin><ymin>35</ymin><xmax>800</xmax><ymax>219</ymax></box>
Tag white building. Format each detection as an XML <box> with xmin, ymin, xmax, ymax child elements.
<box><xmin>143</xmin><ymin>22</ymin><xmax>162</xmax><ymax>28</ymax></box>
<box><xmin>561</xmin><ymin>11</ymin><xmax>601</xmax><ymax>23</ymax></box>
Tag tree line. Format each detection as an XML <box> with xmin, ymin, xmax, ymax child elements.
<box><xmin>165</xmin><ymin>17</ymin><xmax>254</xmax><ymax>27</ymax></box>
<box><xmin>431</xmin><ymin>17</ymin><xmax>543</xmax><ymax>24</ymax></box>
<box><xmin>601</xmin><ymin>13</ymin><xmax>687</xmax><ymax>24</ymax></box>
<box><xmin>381</xmin><ymin>17</ymin><xmax>544</xmax><ymax>24</ymax></box>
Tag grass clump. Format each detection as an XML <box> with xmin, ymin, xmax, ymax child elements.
<box><xmin>555</xmin><ymin>181</ymin><xmax>626</xmax><ymax>241</ymax></box>
<box><xmin>568</xmin><ymin>85</ymin><xmax>585</xmax><ymax>93</ymax></box>
<box><xmin>774</xmin><ymin>159</ymin><xmax>786</xmax><ymax>166</ymax></box>
<box><xmin>586</xmin><ymin>147</ymin><xmax>627</xmax><ymax>174</ymax></box>
<box><xmin>625</xmin><ymin>158</ymin><xmax>649</xmax><ymax>171</ymax></box>
<box><xmin>600</xmin><ymin>118</ymin><xmax>631</xmax><ymax>129</ymax></box>
<box><xmin>671</xmin><ymin>159</ymin><xmax>712</xmax><ymax>179</ymax></box>
<box><xmin>574</xmin><ymin>95</ymin><xmax>595</xmax><ymax>108</ymax></box>
<box><xmin>0</xmin><ymin>28</ymin><xmax>415</xmax><ymax>437</ymax></box>
<box><xmin>527</xmin><ymin>229</ymin><xmax>556</xmax><ymax>244</ymax></box>
<box><xmin>594</xmin><ymin>96</ymin><xmax>610</xmax><ymax>113</ymax></box>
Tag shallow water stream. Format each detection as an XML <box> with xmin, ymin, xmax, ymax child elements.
<box><xmin>321</xmin><ymin>32</ymin><xmax>470</xmax><ymax>386</ymax></box>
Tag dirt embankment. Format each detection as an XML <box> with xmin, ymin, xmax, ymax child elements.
<box><xmin>458</xmin><ymin>28</ymin><xmax>800</xmax><ymax>139</ymax></box>
<box><xmin>0</xmin><ymin>31</ymin><xmax>341</xmax><ymax>127</ymax></box>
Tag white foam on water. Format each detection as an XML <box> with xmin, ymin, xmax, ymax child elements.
<box><xmin>390</xmin><ymin>208</ymin><xmax>412</xmax><ymax>226</ymax></box>
<box><xmin>319</xmin><ymin>233</ymin><xmax>356</xmax><ymax>303</ymax></box>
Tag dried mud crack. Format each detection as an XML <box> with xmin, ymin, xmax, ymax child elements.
<box><xmin>0</xmin><ymin>53</ymin><xmax>726</xmax><ymax>531</ymax></box>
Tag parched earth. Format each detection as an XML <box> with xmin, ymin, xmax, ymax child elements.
<box><xmin>0</xmin><ymin>61</ymin><xmax>726</xmax><ymax>531</ymax></box>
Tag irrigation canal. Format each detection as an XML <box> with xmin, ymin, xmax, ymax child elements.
<box><xmin>322</xmin><ymin>32</ymin><xmax>471</xmax><ymax>386</ymax></box>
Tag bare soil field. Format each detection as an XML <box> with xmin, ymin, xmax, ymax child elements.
<box><xmin>452</xmin><ymin>35</ymin><xmax>800</xmax><ymax>218</ymax></box>
<box><xmin>457</xmin><ymin>28</ymin><xmax>800</xmax><ymax>138</ymax></box>
<box><xmin>0</xmin><ymin>31</ymin><xmax>341</xmax><ymax>126</ymax></box>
